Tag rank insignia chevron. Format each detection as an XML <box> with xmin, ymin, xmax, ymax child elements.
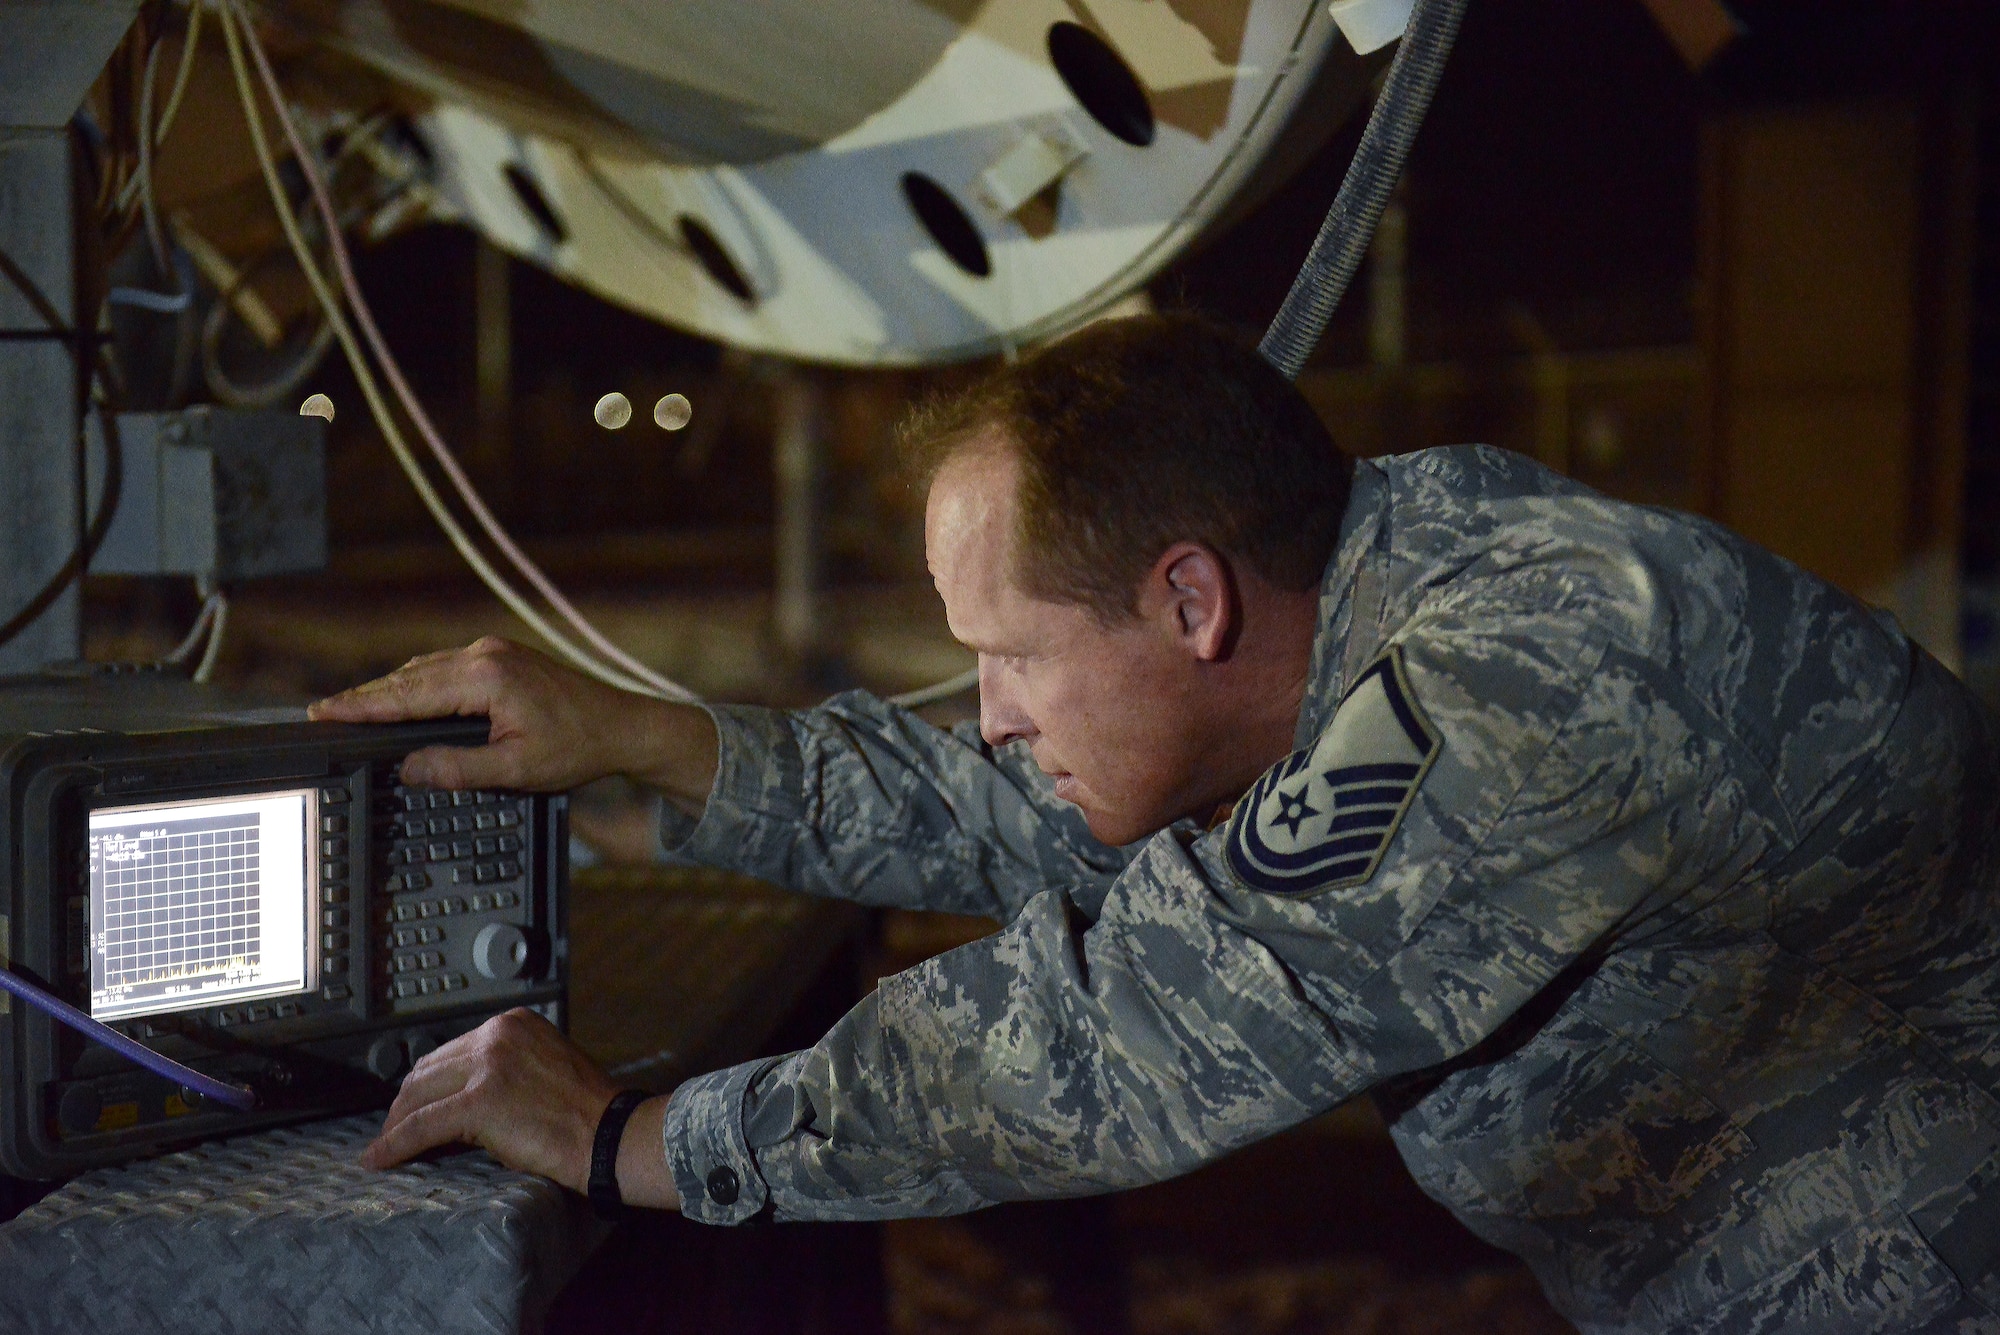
<box><xmin>1227</xmin><ymin>647</ymin><xmax>1440</xmax><ymax>896</ymax></box>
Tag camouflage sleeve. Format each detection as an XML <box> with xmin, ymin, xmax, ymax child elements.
<box><xmin>662</xmin><ymin>844</ymin><xmax>1360</xmax><ymax>1223</ymax></box>
<box><xmin>659</xmin><ymin>596</ymin><xmax>1734</xmax><ymax>1223</ymax></box>
<box><xmin>657</xmin><ymin>690</ymin><xmax>1133</xmax><ymax>920</ymax></box>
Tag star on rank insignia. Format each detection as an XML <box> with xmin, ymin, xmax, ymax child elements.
<box><xmin>1227</xmin><ymin>646</ymin><xmax>1440</xmax><ymax>896</ymax></box>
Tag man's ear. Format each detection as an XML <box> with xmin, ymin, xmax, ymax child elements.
<box><xmin>1149</xmin><ymin>543</ymin><xmax>1238</xmax><ymax>662</ymax></box>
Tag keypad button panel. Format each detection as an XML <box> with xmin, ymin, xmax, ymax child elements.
<box><xmin>375</xmin><ymin>783</ymin><xmax>537</xmax><ymax>1008</ymax></box>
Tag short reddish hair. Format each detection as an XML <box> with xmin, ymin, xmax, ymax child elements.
<box><xmin>900</xmin><ymin>312</ymin><xmax>1353</xmax><ymax>620</ymax></box>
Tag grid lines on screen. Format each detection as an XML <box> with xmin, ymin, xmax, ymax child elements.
<box><xmin>96</xmin><ymin>811</ymin><xmax>263</xmax><ymax>994</ymax></box>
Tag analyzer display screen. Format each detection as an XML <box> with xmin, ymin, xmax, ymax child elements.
<box><xmin>87</xmin><ymin>791</ymin><xmax>317</xmax><ymax>1021</ymax></box>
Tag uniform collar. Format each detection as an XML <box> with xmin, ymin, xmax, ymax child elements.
<box><xmin>1295</xmin><ymin>459</ymin><xmax>1391</xmax><ymax>751</ymax></box>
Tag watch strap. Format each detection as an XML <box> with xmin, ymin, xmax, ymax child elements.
<box><xmin>587</xmin><ymin>1088</ymin><xmax>651</xmax><ymax>1221</ymax></box>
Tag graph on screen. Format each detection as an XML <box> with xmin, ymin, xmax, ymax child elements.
<box><xmin>95</xmin><ymin>812</ymin><xmax>263</xmax><ymax>995</ymax></box>
<box><xmin>89</xmin><ymin>791</ymin><xmax>313</xmax><ymax>1020</ymax></box>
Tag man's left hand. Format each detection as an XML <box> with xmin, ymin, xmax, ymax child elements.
<box><xmin>362</xmin><ymin>1008</ymin><xmax>681</xmax><ymax>1210</ymax></box>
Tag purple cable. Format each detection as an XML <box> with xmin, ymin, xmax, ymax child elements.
<box><xmin>0</xmin><ymin>966</ymin><xmax>257</xmax><ymax>1111</ymax></box>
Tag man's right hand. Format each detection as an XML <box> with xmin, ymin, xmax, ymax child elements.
<box><xmin>307</xmin><ymin>637</ymin><xmax>719</xmax><ymax>814</ymax></box>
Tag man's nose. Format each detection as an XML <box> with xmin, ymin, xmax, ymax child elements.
<box><xmin>978</xmin><ymin>659</ymin><xmax>1036</xmax><ymax>749</ymax></box>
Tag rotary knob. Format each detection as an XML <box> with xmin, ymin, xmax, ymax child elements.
<box><xmin>366</xmin><ymin>1035</ymin><xmax>408</xmax><ymax>1081</ymax></box>
<box><xmin>473</xmin><ymin>922</ymin><xmax>542</xmax><ymax>981</ymax></box>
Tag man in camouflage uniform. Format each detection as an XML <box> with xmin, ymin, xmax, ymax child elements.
<box><xmin>319</xmin><ymin>315</ymin><xmax>2000</xmax><ymax>1332</ymax></box>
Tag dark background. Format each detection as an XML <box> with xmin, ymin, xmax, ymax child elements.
<box><xmin>66</xmin><ymin>3</ymin><xmax>2000</xmax><ymax>1331</ymax></box>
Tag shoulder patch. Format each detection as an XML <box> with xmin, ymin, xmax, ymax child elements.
<box><xmin>1227</xmin><ymin>647</ymin><xmax>1440</xmax><ymax>896</ymax></box>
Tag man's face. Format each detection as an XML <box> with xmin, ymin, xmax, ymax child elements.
<box><xmin>925</xmin><ymin>436</ymin><xmax>1212</xmax><ymax>846</ymax></box>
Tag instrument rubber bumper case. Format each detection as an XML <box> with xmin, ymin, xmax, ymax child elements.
<box><xmin>0</xmin><ymin>675</ymin><xmax>568</xmax><ymax>1179</ymax></box>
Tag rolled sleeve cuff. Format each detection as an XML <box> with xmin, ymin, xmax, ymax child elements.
<box><xmin>657</xmin><ymin>703</ymin><xmax>807</xmax><ymax>876</ymax></box>
<box><xmin>662</xmin><ymin>1056</ymin><xmax>784</xmax><ymax>1225</ymax></box>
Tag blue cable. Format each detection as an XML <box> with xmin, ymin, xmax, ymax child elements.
<box><xmin>0</xmin><ymin>966</ymin><xmax>258</xmax><ymax>1111</ymax></box>
<box><xmin>107</xmin><ymin>286</ymin><xmax>193</xmax><ymax>314</ymax></box>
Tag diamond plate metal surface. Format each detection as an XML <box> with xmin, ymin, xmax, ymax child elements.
<box><xmin>568</xmin><ymin>866</ymin><xmax>865</xmax><ymax>1089</ymax></box>
<box><xmin>0</xmin><ymin>1115</ymin><xmax>605</xmax><ymax>1335</ymax></box>
<box><xmin>0</xmin><ymin>866</ymin><xmax>867</xmax><ymax>1331</ymax></box>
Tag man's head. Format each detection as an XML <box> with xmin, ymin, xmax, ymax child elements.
<box><xmin>906</xmin><ymin>312</ymin><xmax>1353</xmax><ymax>845</ymax></box>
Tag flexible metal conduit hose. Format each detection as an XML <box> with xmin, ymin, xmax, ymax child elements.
<box><xmin>1258</xmin><ymin>0</ymin><xmax>1468</xmax><ymax>381</ymax></box>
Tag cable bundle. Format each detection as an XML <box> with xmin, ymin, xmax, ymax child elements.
<box><xmin>216</xmin><ymin>2</ymin><xmax>700</xmax><ymax>702</ymax></box>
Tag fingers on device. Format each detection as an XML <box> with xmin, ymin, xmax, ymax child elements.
<box><xmin>0</xmin><ymin>681</ymin><xmax>567</xmax><ymax>1178</ymax></box>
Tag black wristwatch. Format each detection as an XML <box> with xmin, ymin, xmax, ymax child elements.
<box><xmin>587</xmin><ymin>1089</ymin><xmax>652</xmax><ymax>1221</ymax></box>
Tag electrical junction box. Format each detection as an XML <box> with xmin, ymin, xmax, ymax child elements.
<box><xmin>87</xmin><ymin>408</ymin><xmax>327</xmax><ymax>581</ymax></box>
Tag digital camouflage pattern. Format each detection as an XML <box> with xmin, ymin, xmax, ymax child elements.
<box><xmin>658</xmin><ymin>446</ymin><xmax>2000</xmax><ymax>1333</ymax></box>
